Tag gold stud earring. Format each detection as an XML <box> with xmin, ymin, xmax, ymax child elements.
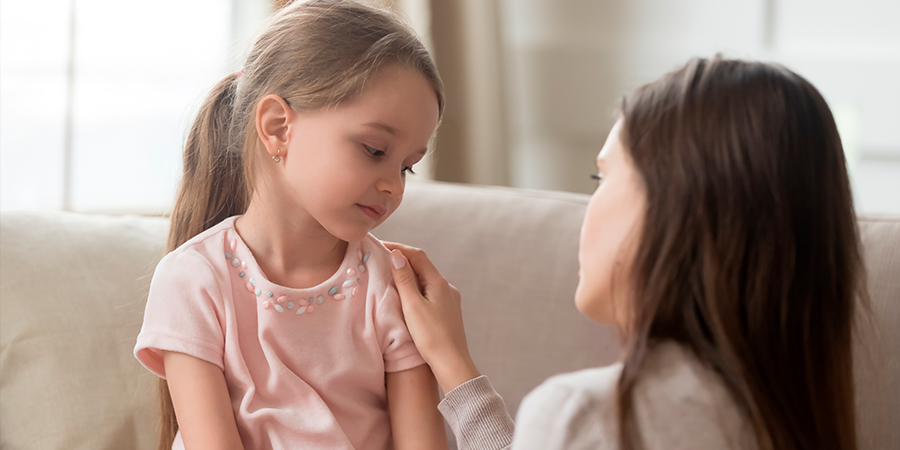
<box><xmin>272</xmin><ymin>149</ymin><xmax>282</xmax><ymax>163</ymax></box>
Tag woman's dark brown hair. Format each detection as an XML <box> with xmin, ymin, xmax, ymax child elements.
<box><xmin>616</xmin><ymin>56</ymin><xmax>865</xmax><ymax>450</ymax></box>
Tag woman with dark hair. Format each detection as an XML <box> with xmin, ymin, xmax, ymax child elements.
<box><xmin>386</xmin><ymin>56</ymin><xmax>867</xmax><ymax>450</ymax></box>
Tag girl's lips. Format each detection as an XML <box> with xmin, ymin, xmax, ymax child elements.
<box><xmin>358</xmin><ymin>204</ymin><xmax>386</xmax><ymax>221</ymax></box>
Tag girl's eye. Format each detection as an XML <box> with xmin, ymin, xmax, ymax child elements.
<box><xmin>591</xmin><ymin>173</ymin><xmax>604</xmax><ymax>183</ymax></box>
<box><xmin>364</xmin><ymin>143</ymin><xmax>415</xmax><ymax>175</ymax></box>
<box><xmin>364</xmin><ymin>145</ymin><xmax>385</xmax><ymax>158</ymax></box>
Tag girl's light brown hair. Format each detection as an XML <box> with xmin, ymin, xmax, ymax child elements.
<box><xmin>157</xmin><ymin>1</ymin><xmax>443</xmax><ymax>447</ymax></box>
<box><xmin>616</xmin><ymin>56</ymin><xmax>865</xmax><ymax>450</ymax></box>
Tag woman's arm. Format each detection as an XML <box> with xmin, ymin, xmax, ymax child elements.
<box><xmin>163</xmin><ymin>351</ymin><xmax>244</xmax><ymax>450</ymax></box>
<box><xmin>386</xmin><ymin>363</ymin><xmax>448</xmax><ymax>450</ymax></box>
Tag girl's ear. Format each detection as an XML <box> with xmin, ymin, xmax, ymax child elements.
<box><xmin>256</xmin><ymin>94</ymin><xmax>295</xmax><ymax>158</ymax></box>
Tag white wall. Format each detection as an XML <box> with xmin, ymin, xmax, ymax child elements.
<box><xmin>499</xmin><ymin>0</ymin><xmax>900</xmax><ymax>215</ymax></box>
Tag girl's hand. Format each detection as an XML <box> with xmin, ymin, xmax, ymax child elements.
<box><xmin>385</xmin><ymin>242</ymin><xmax>481</xmax><ymax>393</ymax></box>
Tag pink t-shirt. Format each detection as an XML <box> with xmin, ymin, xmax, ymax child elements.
<box><xmin>134</xmin><ymin>216</ymin><xmax>425</xmax><ymax>449</ymax></box>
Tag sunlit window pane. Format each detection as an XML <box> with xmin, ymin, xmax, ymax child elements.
<box><xmin>70</xmin><ymin>0</ymin><xmax>231</xmax><ymax>213</ymax></box>
<box><xmin>1</xmin><ymin>0</ymin><xmax>234</xmax><ymax>214</ymax></box>
<box><xmin>0</xmin><ymin>0</ymin><xmax>71</xmax><ymax>211</ymax></box>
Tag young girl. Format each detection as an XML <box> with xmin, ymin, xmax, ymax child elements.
<box><xmin>385</xmin><ymin>56</ymin><xmax>866</xmax><ymax>450</ymax></box>
<box><xmin>134</xmin><ymin>1</ymin><xmax>447</xmax><ymax>449</ymax></box>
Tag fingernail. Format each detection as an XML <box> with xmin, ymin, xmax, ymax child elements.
<box><xmin>391</xmin><ymin>249</ymin><xmax>406</xmax><ymax>269</ymax></box>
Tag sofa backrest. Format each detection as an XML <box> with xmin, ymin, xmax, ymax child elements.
<box><xmin>1</xmin><ymin>211</ymin><xmax>167</xmax><ymax>449</ymax></box>
<box><xmin>853</xmin><ymin>216</ymin><xmax>900</xmax><ymax>449</ymax></box>
<box><xmin>1</xmin><ymin>181</ymin><xmax>897</xmax><ymax>449</ymax></box>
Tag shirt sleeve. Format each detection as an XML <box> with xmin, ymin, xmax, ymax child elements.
<box><xmin>374</xmin><ymin>280</ymin><xmax>426</xmax><ymax>372</ymax></box>
<box><xmin>438</xmin><ymin>375</ymin><xmax>515</xmax><ymax>450</ymax></box>
<box><xmin>134</xmin><ymin>250</ymin><xmax>226</xmax><ymax>379</ymax></box>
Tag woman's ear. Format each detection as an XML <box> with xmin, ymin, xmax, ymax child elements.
<box><xmin>256</xmin><ymin>94</ymin><xmax>294</xmax><ymax>158</ymax></box>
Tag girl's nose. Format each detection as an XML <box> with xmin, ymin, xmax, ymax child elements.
<box><xmin>376</xmin><ymin>170</ymin><xmax>405</xmax><ymax>197</ymax></box>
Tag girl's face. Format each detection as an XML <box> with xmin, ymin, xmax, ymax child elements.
<box><xmin>276</xmin><ymin>65</ymin><xmax>440</xmax><ymax>242</ymax></box>
<box><xmin>575</xmin><ymin>120</ymin><xmax>646</xmax><ymax>328</ymax></box>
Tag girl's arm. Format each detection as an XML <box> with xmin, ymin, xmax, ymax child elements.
<box><xmin>163</xmin><ymin>351</ymin><xmax>244</xmax><ymax>450</ymax></box>
<box><xmin>386</xmin><ymin>363</ymin><xmax>449</xmax><ymax>450</ymax></box>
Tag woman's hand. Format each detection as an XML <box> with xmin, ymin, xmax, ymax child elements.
<box><xmin>385</xmin><ymin>242</ymin><xmax>481</xmax><ymax>393</ymax></box>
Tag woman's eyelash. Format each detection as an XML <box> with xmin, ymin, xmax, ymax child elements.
<box><xmin>591</xmin><ymin>173</ymin><xmax>604</xmax><ymax>182</ymax></box>
<box><xmin>402</xmin><ymin>166</ymin><xmax>416</xmax><ymax>175</ymax></box>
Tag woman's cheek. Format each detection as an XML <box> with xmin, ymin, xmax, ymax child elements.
<box><xmin>575</xmin><ymin>203</ymin><xmax>616</xmax><ymax>323</ymax></box>
<box><xmin>575</xmin><ymin>257</ymin><xmax>616</xmax><ymax>323</ymax></box>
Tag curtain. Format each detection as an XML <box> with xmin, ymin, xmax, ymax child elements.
<box><xmin>425</xmin><ymin>0</ymin><xmax>509</xmax><ymax>186</ymax></box>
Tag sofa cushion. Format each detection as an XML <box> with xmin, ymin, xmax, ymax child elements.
<box><xmin>0</xmin><ymin>211</ymin><xmax>167</xmax><ymax>450</ymax></box>
<box><xmin>0</xmin><ymin>183</ymin><xmax>897</xmax><ymax>450</ymax></box>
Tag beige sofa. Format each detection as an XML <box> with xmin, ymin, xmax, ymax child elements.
<box><xmin>1</xmin><ymin>181</ymin><xmax>898</xmax><ymax>449</ymax></box>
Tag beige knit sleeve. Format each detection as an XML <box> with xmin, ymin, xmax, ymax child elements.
<box><xmin>438</xmin><ymin>375</ymin><xmax>515</xmax><ymax>450</ymax></box>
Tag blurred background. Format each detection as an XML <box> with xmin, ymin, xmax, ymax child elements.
<box><xmin>2</xmin><ymin>0</ymin><xmax>898</xmax><ymax>214</ymax></box>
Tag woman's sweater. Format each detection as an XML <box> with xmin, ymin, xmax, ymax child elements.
<box><xmin>437</xmin><ymin>342</ymin><xmax>756</xmax><ymax>450</ymax></box>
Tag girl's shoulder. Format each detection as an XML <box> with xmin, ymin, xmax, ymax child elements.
<box><xmin>356</xmin><ymin>233</ymin><xmax>392</xmax><ymax>274</ymax></box>
<box><xmin>154</xmin><ymin>216</ymin><xmax>238</xmax><ymax>282</ymax></box>
<box><xmin>356</xmin><ymin>233</ymin><xmax>399</xmax><ymax>301</ymax></box>
<box><xmin>360</xmin><ymin>232</ymin><xmax>391</xmax><ymax>258</ymax></box>
<box><xmin>168</xmin><ymin>216</ymin><xmax>238</xmax><ymax>256</ymax></box>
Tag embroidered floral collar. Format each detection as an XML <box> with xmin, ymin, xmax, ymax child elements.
<box><xmin>223</xmin><ymin>233</ymin><xmax>371</xmax><ymax>317</ymax></box>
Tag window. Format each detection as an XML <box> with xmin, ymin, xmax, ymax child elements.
<box><xmin>0</xmin><ymin>0</ymin><xmax>270</xmax><ymax>213</ymax></box>
<box><xmin>498</xmin><ymin>0</ymin><xmax>900</xmax><ymax>214</ymax></box>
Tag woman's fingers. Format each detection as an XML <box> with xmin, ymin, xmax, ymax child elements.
<box><xmin>391</xmin><ymin>250</ymin><xmax>426</xmax><ymax>314</ymax></box>
<box><xmin>388</xmin><ymin>249</ymin><xmax>440</xmax><ymax>363</ymax></box>
<box><xmin>383</xmin><ymin>242</ymin><xmax>443</xmax><ymax>290</ymax></box>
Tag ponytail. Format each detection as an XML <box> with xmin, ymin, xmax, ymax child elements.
<box><xmin>166</xmin><ymin>72</ymin><xmax>248</xmax><ymax>253</ymax></box>
<box><xmin>157</xmin><ymin>72</ymin><xmax>248</xmax><ymax>450</ymax></box>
